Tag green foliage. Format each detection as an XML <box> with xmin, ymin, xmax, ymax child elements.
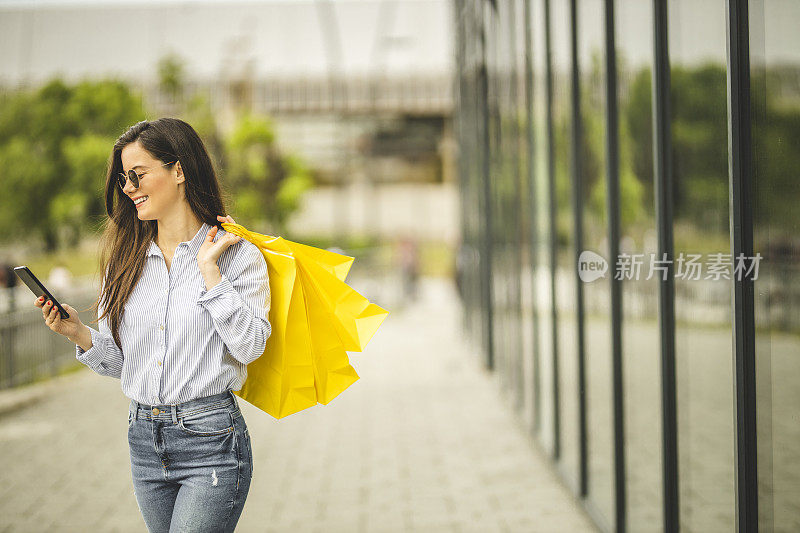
<box><xmin>0</xmin><ymin>78</ymin><xmax>145</xmax><ymax>250</ymax></box>
<box><xmin>621</xmin><ymin>63</ymin><xmax>731</xmax><ymax>246</ymax></box>
<box><xmin>752</xmin><ymin>96</ymin><xmax>800</xmax><ymax>234</ymax></box>
<box><xmin>669</xmin><ymin>64</ymin><xmax>729</xmax><ymax>233</ymax></box>
<box><xmin>224</xmin><ymin>112</ymin><xmax>312</xmax><ymax>233</ymax></box>
<box><xmin>0</xmin><ymin>59</ymin><xmax>313</xmax><ymax>250</ymax></box>
<box><xmin>0</xmin><ymin>137</ymin><xmax>57</xmax><ymax>245</ymax></box>
<box><xmin>61</xmin><ymin>134</ymin><xmax>114</xmax><ymax>235</ymax></box>
<box><xmin>276</xmin><ymin>155</ymin><xmax>314</xmax><ymax>215</ymax></box>
<box><xmin>157</xmin><ymin>53</ymin><xmax>186</xmax><ymax>100</ymax></box>
<box><xmin>553</xmin><ymin>109</ymin><xmax>572</xmax><ymax>248</ymax></box>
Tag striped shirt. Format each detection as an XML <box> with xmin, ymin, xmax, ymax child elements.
<box><xmin>75</xmin><ymin>222</ymin><xmax>271</xmax><ymax>405</ymax></box>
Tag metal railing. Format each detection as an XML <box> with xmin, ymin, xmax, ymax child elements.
<box><xmin>0</xmin><ymin>243</ymin><xmax>407</xmax><ymax>391</ymax></box>
<box><xmin>0</xmin><ymin>286</ymin><xmax>98</xmax><ymax>390</ymax></box>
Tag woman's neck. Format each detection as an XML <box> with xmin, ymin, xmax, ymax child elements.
<box><xmin>156</xmin><ymin>215</ymin><xmax>204</xmax><ymax>251</ymax></box>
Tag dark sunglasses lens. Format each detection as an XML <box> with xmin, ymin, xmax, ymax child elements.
<box><xmin>119</xmin><ymin>170</ymin><xmax>138</xmax><ymax>189</ymax></box>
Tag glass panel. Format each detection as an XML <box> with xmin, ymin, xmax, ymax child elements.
<box><xmin>752</xmin><ymin>1</ymin><xmax>800</xmax><ymax>530</ymax></box>
<box><xmin>516</xmin><ymin>0</ymin><xmax>537</xmax><ymax>427</ymax></box>
<box><xmin>490</xmin><ymin>0</ymin><xmax>524</xmax><ymax>404</ymax></box>
<box><xmin>550</xmin><ymin>0</ymin><xmax>580</xmax><ymax>488</ymax></box>
<box><xmin>616</xmin><ymin>0</ymin><xmax>664</xmax><ymax>530</ymax></box>
<box><xmin>577</xmin><ymin>0</ymin><xmax>613</xmax><ymax>526</ymax></box>
<box><xmin>507</xmin><ymin>0</ymin><xmax>525</xmax><ymax>415</ymax></box>
<box><xmin>486</xmin><ymin>0</ymin><xmax>507</xmax><ymax>384</ymax></box>
<box><xmin>667</xmin><ymin>2</ymin><xmax>736</xmax><ymax>531</ymax></box>
<box><xmin>531</xmin><ymin>0</ymin><xmax>555</xmax><ymax>454</ymax></box>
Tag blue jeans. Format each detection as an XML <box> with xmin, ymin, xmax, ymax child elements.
<box><xmin>127</xmin><ymin>390</ymin><xmax>253</xmax><ymax>532</ymax></box>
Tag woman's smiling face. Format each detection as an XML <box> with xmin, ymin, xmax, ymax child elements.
<box><xmin>120</xmin><ymin>141</ymin><xmax>182</xmax><ymax>221</ymax></box>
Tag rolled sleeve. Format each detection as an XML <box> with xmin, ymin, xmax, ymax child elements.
<box><xmin>197</xmin><ymin>242</ymin><xmax>271</xmax><ymax>365</ymax></box>
<box><xmin>76</xmin><ymin>322</ymin><xmax>124</xmax><ymax>379</ymax></box>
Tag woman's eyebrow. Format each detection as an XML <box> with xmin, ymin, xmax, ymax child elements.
<box><xmin>122</xmin><ymin>164</ymin><xmax>148</xmax><ymax>173</ymax></box>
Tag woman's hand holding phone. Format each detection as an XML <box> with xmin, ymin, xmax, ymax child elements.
<box><xmin>34</xmin><ymin>297</ymin><xmax>85</xmax><ymax>344</ymax></box>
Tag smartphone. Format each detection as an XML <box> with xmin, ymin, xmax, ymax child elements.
<box><xmin>13</xmin><ymin>266</ymin><xmax>70</xmax><ymax>319</ymax></box>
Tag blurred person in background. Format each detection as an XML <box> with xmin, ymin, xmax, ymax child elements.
<box><xmin>398</xmin><ymin>236</ymin><xmax>419</xmax><ymax>302</ymax></box>
<box><xmin>0</xmin><ymin>264</ymin><xmax>17</xmax><ymax>289</ymax></box>
<box><xmin>34</xmin><ymin>118</ymin><xmax>271</xmax><ymax>532</ymax></box>
<box><xmin>454</xmin><ymin>242</ymin><xmax>465</xmax><ymax>302</ymax></box>
<box><xmin>0</xmin><ymin>263</ymin><xmax>19</xmax><ymax>313</ymax></box>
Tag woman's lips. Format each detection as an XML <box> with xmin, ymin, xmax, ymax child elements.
<box><xmin>134</xmin><ymin>196</ymin><xmax>148</xmax><ymax>209</ymax></box>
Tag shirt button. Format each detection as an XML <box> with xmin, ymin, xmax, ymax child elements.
<box><xmin>152</xmin><ymin>408</ymin><xmax>160</xmax><ymax>415</ymax></box>
<box><xmin>158</xmin><ymin>361</ymin><xmax>162</xmax><ymax>366</ymax></box>
<box><xmin>160</xmin><ymin>325</ymin><xmax>164</xmax><ymax>330</ymax></box>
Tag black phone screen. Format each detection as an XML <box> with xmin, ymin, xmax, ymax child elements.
<box><xmin>13</xmin><ymin>266</ymin><xmax>70</xmax><ymax>319</ymax></box>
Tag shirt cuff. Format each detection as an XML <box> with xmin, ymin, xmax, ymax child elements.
<box><xmin>197</xmin><ymin>274</ymin><xmax>238</xmax><ymax>321</ymax></box>
<box><xmin>75</xmin><ymin>327</ymin><xmax>106</xmax><ymax>369</ymax></box>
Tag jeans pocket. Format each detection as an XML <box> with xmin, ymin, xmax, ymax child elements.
<box><xmin>178</xmin><ymin>408</ymin><xmax>235</xmax><ymax>436</ymax></box>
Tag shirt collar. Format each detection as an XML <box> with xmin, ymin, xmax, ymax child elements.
<box><xmin>147</xmin><ymin>222</ymin><xmax>213</xmax><ymax>258</ymax></box>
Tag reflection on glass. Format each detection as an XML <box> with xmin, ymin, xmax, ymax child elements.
<box><xmin>531</xmin><ymin>0</ymin><xmax>555</xmax><ymax>455</ymax></box>
<box><xmin>753</xmin><ymin>1</ymin><xmax>800</xmax><ymax>530</ymax></box>
<box><xmin>617</xmin><ymin>0</ymin><xmax>663</xmax><ymax>530</ymax></box>
<box><xmin>488</xmin><ymin>0</ymin><xmax>526</xmax><ymax>410</ymax></box>
<box><xmin>550</xmin><ymin>0</ymin><xmax>580</xmax><ymax>488</ymax></box>
<box><xmin>487</xmin><ymin>1</ymin><xmax>511</xmax><ymax>393</ymax></box>
<box><xmin>578</xmin><ymin>0</ymin><xmax>613</xmax><ymax>527</ymax></box>
<box><xmin>668</xmin><ymin>1</ymin><xmax>736</xmax><ymax>531</ymax></box>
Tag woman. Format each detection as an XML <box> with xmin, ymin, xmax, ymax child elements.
<box><xmin>34</xmin><ymin>117</ymin><xmax>271</xmax><ymax>532</ymax></box>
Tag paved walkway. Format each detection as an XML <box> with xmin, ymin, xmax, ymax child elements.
<box><xmin>0</xmin><ymin>278</ymin><xmax>596</xmax><ymax>532</ymax></box>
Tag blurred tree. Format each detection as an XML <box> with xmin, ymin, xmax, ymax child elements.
<box><xmin>183</xmin><ymin>91</ymin><xmax>225</xmax><ymax>173</ymax></box>
<box><xmin>157</xmin><ymin>53</ymin><xmax>186</xmax><ymax>103</ymax></box>
<box><xmin>670</xmin><ymin>64</ymin><xmax>729</xmax><ymax>233</ymax></box>
<box><xmin>0</xmin><ymin>78</ymin><xmax>145</xmax><ymax>250</ymax></box>
<box><xmin>224</xmin><ymin>113</ymin><xmax>313</xmax><ymax>234</ymax></box>
<box><xmin>755</xmin><ymin>87</ymin><xmax>800</xmax><ymax>236</ymax></box>
<box><xmin>625</xmin><ymin>66</ymin><xmax>654</xmax><ymax>216</ymax></box>
<box><xmin>154</xmin><ymin>54</ymin><xmax>226</xmax><ymax>179</ymax></box>
<box><xmin>0</xmin><ymin>67</ymin><xmax>316</xmax><ymax>250</ymax></box>
<box><xmin>60</xmin><ymin>134</ymin><xmax>114</xmax><ymax>244</ymax></box>
<box><xmin>623</xmin><ymin>63</ymin><xmax>729</xmax><ymax>248</ymax></box>
<box><xmin>0</xmin><ymin>137</ymin><xmax>57</xmax><ymax>249</ymax></box>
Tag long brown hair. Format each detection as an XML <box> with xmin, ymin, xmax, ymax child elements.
<box><xmin>92</xmin><ymin>118</ymin><xmax>231</xmax><ymax>348</ymax></box>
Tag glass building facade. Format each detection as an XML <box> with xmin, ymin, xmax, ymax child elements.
<box><xmin>453</xmin><ymin>1</ymin><xmax>800</xmax><ymax>531</ymax></box>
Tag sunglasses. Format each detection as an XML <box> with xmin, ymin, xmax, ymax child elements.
<box><xmin>117</xmin><ymin>161</ymin><xmax>178</xmax><ymax>190</ymax></box>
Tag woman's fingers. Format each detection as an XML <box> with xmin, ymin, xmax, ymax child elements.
<box><xmin>215</xmin><ymin>215</ymin><xmax>240</xmax><ymax>243</ymax></box>
<box><xmin>45</xmin><ymin>304</ymin><xmax>57</xmax><ymax>327</ymax></box>
<box><xmin>40</xmin><ymin>299</ymin><xmax>60</xmax><ymax>325</ymax></box>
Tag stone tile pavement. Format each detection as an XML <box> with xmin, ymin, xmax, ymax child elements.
<box><xmin>0</xmin><ymin>277</ymin><xmax>596</xmax><ymax>532</ymax></box>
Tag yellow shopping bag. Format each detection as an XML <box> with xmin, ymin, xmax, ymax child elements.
<box><xmin>220</xmin><ymin>222</ymin><xmax>389</xmax><ymax>419</ymax></box>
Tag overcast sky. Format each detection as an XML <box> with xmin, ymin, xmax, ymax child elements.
<box><xmin>0</xmin><ymin>0</ymin><xmax>797</xmax><ymax>86</ymax></box>
<box><xmin>0</xmin><ymin>0</ymin><xmax>453</xmax><ymax>85</ymax></box>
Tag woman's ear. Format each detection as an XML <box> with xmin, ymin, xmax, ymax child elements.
<box><xmin>174</xmin><ymin>161</ymin><xmax>185</xmax><ymax>184</ymax></box>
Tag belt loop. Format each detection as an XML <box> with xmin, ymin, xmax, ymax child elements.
<box><xmin>171</xmin><ymin>404</ymin><xmax>178</xmax><ymax>424</ymax></box>
<box><xmin>228</xmin><ymin>390</ymin><xmax>238</xmax><ymax>409</ymax></box>
<box><xmin>133</xmin><ymin>400</ymin><xmax>140</xmax><ymax>421</ymax></box>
